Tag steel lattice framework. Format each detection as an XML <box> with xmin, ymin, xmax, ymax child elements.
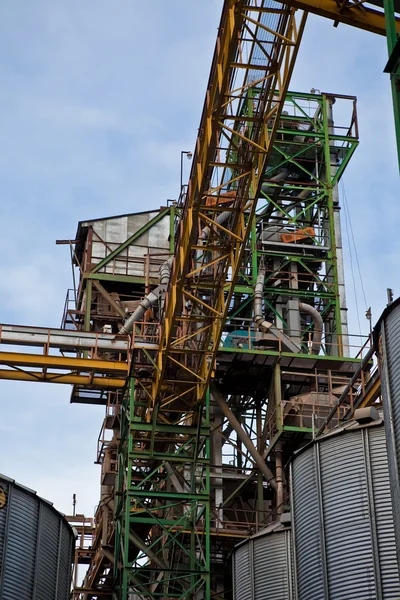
<box><xmin>114</xmin><ymin>1</ymin><xmax>306</xmax><ymax>597</ymax></box>
<box><xmin>0</xmin><ymin>0</ymin><xmax>397</xmax><ymax>598</ymax></box>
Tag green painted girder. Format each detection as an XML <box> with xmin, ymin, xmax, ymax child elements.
<box><xmin>84</xmin><ymin>271</ymin><xmax>159</xmax><ymax>285</ymax></box>
<box><xmin>282</xmin><ymin>425</ymin><xmax>315</xmax><ymax>433</ymax></box>
<box><xmin>258</xmin><ymin>250</ymin><xmax>329</xmax><ymax>261</ymax></box>
<box><xmin>130</xmin><ymin>516</ymin><xmax>207</xmax><ymax>527</ymax></box>
<box><xmin>128</xmin><ymin>490</ymin><xmax>209</xmax><ymax>501</ymax></box>
<box><xmin>130</xmin><ymin>422</ymin><xmax>209</xmax><ymax>435</ymax></box>
<box><xmin>383</xmin><ymin>0</ymin><xmax>400</xmax><ymax>170</ymax></box>
<box><xmin>262</xmin><ymin>287</ymin><xmax>335</xmax><ymax>298</ymax></box>
<box><xmin>129</xmin><ymin>451</ymin><xmax>209</xmax><ymax>463</ymax></box>
<box><xmin>218</xmin><ymin>346</ymin><xmax>363</xmax><ymax>363</ymax></box>
<box><xmin>129</xmin><ymin>567</ymin><xmax>209</xmax><ymax>576</ymax></box>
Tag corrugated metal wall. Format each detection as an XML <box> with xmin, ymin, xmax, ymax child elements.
<box><xmin>0</xmin><ymin>476</ymin><xmax>74</xmax><ymax>600</ymax></box>
<box><xmin>291</xmin><ymin>422</ymin><xmax>400</xmax><ymax>599</ymax></box>
<box><xmin>375</xmin><ymin>301</ymin><xmax>400</xmax><ymax>565</ymax></box>
<box><xmin>233</xmin><ymin>524</ymin><xmax>294</xmax><ymax>600</ymax></box>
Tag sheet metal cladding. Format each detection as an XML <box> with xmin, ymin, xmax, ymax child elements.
<box><xmin>291</xmin><ymin>416</ymin><xmax>400</xmax><ymax>599</ymax></box>
<box><xmin>0</xmin><ymin>474</ymin><xmax>74</xmax><ymax>600</ymax></box>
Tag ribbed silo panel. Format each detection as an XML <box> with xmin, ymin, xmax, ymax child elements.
<box><xmin>0</xmin><ymin>476</ymin><xmax>74</xmax><ymax>600</ymax></box>
<box><xmin>233</xmin><ymin>542</ymin><xmax>253</xmax><ymax>600</ymax></box>
<box><xmin>1</xmin><ymin>486</ymin><xmax>39</xmax><ymax>599</ymax></box>
<box><xmin>292</xmin><ymin>447</ymin><xmax>325</xmax><ymax>600</ymax></box>
<box><xmin>253</xmin><ymin>531</ymin><xmax>292</xmax><ymax>600</ymax></box>
<box><xmin>319</xmin><ymin>430</ymin><xmax>376</xmax><ymax>599</ymax></box>
<box><xmin>368</xmin><ymin>426</ymin><xmax>400</xmax><ymax>597</ymax></box>
<box><xmin>57</xmin><ymin>525</ymin><xmax>74</xmax><ymax>600</ymax></box>
<box><xmin>35</xmin><ymin>504</ymin><xmax>60</xmax><ymax>600</ymax></box>
<box><xmin>381</xmin><ymin>307</ymin><xmax>400</xmax><ymax>555</ymax></box>
<box><xmin>0</xmin><ymin>481</ymin><xmax>9</xmax><ymax>578</ymax></box>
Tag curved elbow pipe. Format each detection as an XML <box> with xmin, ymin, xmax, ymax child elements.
<box><xmin>160</xmin><ymin>256</ymin><xmax>174</xmax><ymax>286</ymax></box>
<box><xmin>299</xmin><ymin>302</ymin><xmax>323</xmax><ymax>355</ymax></box>
<box><xmin>254</xmin><ymin>268</ymin><xmax>272</xmax><ymax>332</ymax></box>
<box><xmin>119</xmin><ymin>257</ymin><xmax>173</xmax><ymax>335</ymax></box>
<box><xmin>119</xmin><ymin>286</ymin><xmax>165</xmax><ymax>334</ymax></box>
<box><xmin>260</xmin><ymin>168</ymin><xmax>289</xmax><ymax>194</ymax></box>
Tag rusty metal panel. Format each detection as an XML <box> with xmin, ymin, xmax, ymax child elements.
<box><xmin>291</xmin><ymin>422</ymin><xmax>400</xmax><ymax>599</ymax></box>
<box><xmin>0</xmin><ymin>475</ymin><xmax>74</xmax><ymax>600</ymax></box>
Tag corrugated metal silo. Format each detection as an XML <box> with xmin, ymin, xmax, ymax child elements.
<box><xmin>0</xmin><ymin>474</ymin><xmax>75</xmax><ymax>599</ymax></box>
<box><xmin>291</xmin><ymin>414</ymin><xmax>400</xmax><ymax>599</ymax></box>
<box><xmin>232</xmin><ymin>517</ymin><xmax>295</xmax><ymax>600</ymax></box>
<box><xmin>374</xmin><ymin>298</ymin><xmax>400</xmax><ymax>563</ymax></box>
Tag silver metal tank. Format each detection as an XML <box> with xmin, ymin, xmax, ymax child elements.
<box><xmin>232</xmin><ymin>516</ymin><xmax>295</xmax><ymax>600</ymax></box>
<box><xmin>374</xmin><ymin>297</ymin><xmax>400</xmax><ymax>563</ymax></box>
<box><xmin>290</xmin><ymin>412</ymin><xmax>400</xmax><ymax>599</ymax></box>
<box><xmin>0</xmin><ymin>474</ymin><xmax>75</xmax><ymax>599</ymax></box>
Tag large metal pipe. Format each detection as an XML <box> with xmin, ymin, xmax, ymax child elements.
<box><xmin>299</xmin><ymin>301</ymin><xmax>323</xmax><ymax>355</ymax></box>
<box><xmin>211</xmin><ymin>384</ymin><xmax>276</xmax><ymax>490</ymax></box>
<box><xmin>119</xmin><ymin>286</ymin><xmax>164</xmax><ymax>334</ymax></box>
<box><xmin>254</xmin><ymin>267</ymin><xmax>273</xmax><ymax>332</ymax></box>
<box><xmin>254</xmin><ymin>268</ymin><xmax>301</xmax><ymax>353</ymax></box>
<box><xmin>119</xmin><ymin>257</ymin><xmax>173</xmax><ymax>334</ymax></box>
<box><xmin>275</xmin><ymin>445</ymin><xmax>284</xmax><ymax>514</ymax></box>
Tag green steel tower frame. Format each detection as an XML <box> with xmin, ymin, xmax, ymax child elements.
<box><xmin>112</xmin><ymin>90</ymin><xmax>363</xmax><ymax>599</ymax></box>
<box><xmin>114</xmin><ymin>378</ymin><xmax>211</xmax><ymax>599</ymax></box>
<box><xmin>225</xmin><ymin>91</ymin><xmax>358</xmax><ymax>359</ymax></box>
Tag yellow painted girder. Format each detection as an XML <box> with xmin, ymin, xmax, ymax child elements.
<box><xmin>0</xmin><ymin>369</ymin><xmax>125</xmax><ymax>387</ymax></box>
<box><xmin>0</xmin><ymin>351</ymin><xmax>128</xmax><ymax>374</ymax></box>
<box><xmin>152</xmin><ymin>1</ymin><xmax>307</xmax><ymax>412</ymax></box>
<box><xmin>283</xmin><ymin>0</ymin><xmax>400</xmax><ymax>35</ymax></box>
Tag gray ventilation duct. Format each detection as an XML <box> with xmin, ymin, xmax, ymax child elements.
<box><xmin>120</xmin><ymin>257</ymin><xmax>173</xmax><ymax>335</ymax></box>
<box><xmin>254</xmin><ymin>268</ymin><xmax>301</xmax><ymax>354</ymax></box>
<box><xmin>254</xmin><ymin>268</ymin><xmax>273</xmax><ymax>332</ymax></box>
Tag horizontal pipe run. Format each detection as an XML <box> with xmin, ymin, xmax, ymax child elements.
<box><xmin>0</xmin><ymin>323</ymin><xmax>130</xmax><ymax>351</ymax></box>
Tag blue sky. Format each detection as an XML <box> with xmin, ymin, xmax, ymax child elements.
<box><xmin>0</xmin><ymin>1</ymin><xmax>398</xmax><ymax>517</ymax></box>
